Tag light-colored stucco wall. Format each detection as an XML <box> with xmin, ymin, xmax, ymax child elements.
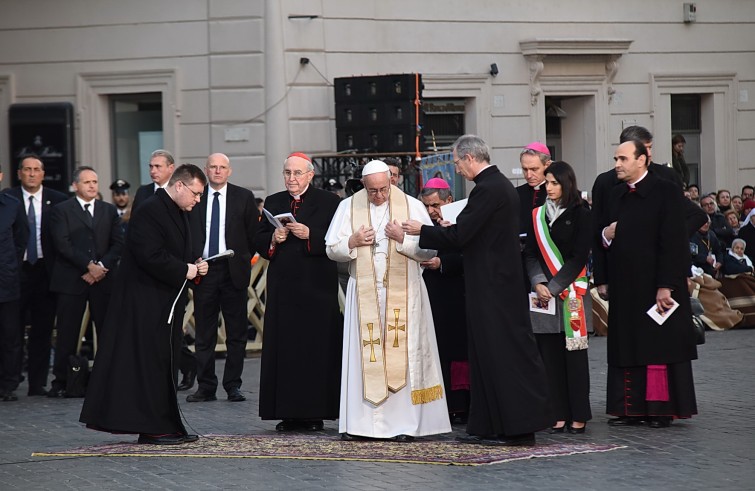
<box><xmin>1</xmin><ymin>0</ymin><xmax>753</xmax><ymax>197</ymax></box>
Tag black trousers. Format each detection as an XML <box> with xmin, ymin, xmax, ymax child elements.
<box><xmin>18</xmin><ymin>260</ymin><xmax>57</xmax><ymax>391</ymax></box>
<box><xmin>51</xmin><ymin>284</ymin><xmax>110</xmax><ymax>389</ymax></box>
<box><xmin>0</xmin><ymin>300</ymin><xmax>21</xmax><ymax>393</ymax></box>
<box><xmin>192</xmin><ymin>261</ymin><xmax>248</xmax><ymax>393</ymax></box>
<box><xmin>536</xmin><ymin>333</ymin><xmax>592</xmax><ymax>424</ymax></box>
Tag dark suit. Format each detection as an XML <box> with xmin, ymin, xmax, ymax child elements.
<box><xmin>2</xmin><ymin>186</ymin><xmax>67</xmax><ymax>393</ymax></box>
<box><xmin>189</xmin><ymin>183</ymin><xmax>258</xmax><ymax>395</ymax></box>
<box><xmin>48</xmin><ymin>197</ymin><xmax>123</xmax><ymax>392</ymax></box>
<box><xmin>131</xmin><ymin>183</ymin><xmax>157</xmax><ymax>212</ymax></box>
<box><xmin>0</xmin><ymin>192</ymin><xmax>28</xmax><ymax>395</ymax></box>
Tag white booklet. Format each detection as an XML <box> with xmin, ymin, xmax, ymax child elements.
<box><xmin>440</xmin><ymin>198</ymin><xmax>468</xmax><ymax>224</ymax></box>
<box><xmin>646</xmin><ymin>299</ymin><xmax>680</xmax><ymax>325</ymax></box>
<box><xmin>529</xmin><ymin>293</ymin><xmax>556</xmax><ymax>315</ymax></box>
<box><xmin>262</xmin><ymin>208</ymin><xmax>297</xmax><ymax>228</ymax></box>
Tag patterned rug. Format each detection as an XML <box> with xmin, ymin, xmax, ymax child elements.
<box><xmin>33</xmin><ymin>434</ymin><xmax>626</xmax><ymax>466</ymax></box>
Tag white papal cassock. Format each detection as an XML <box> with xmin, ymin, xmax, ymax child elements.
<box><xmin>325</xmin><ymin>187</ymin><xmax>451</xmax><ymax>438</ymax></box>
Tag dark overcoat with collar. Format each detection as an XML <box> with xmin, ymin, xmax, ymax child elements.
<box><xmin>604</xmin><ymin>172</ymin><xmax>698</xmax><ymax>367</ymax></box>
<box><xmin>419</xmin><ymin>165</ymin><xmax>551</xmax><ymax>437</ymax></box>
<box><xmin>252</xmin><ymin>186</ymin><xmax>343</xmax><ymax>420</ymax></box>
<box><xmin>80</xmin><ymin>189</ymin><xmax>193</xmax><ymax>435</ymax></box>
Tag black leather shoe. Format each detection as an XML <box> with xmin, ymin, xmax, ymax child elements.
<box><xmin>455</xmin><ymin>434</ymin><xmax>490</xmax><ymax>444</ymax></box>
<box><xmin>607</xmin><ymin>416</ymin><xmax>644</xmax><ymax>426</ymax></box>
<box><xmin>567</xmin><ymin>424</ymin><xmax>587</xmax><ymax>434</ymax></box>
<box><xmin>227</xmin><ymin>388</ymin><xmax>246</xmax><ymax>402</ymax></box>
<box><xmin>481</xmin><ymin>433</ymin><xmax>536</xmax><ymax>447</ymax></box>
<box><xmin>47</xmin><ymin>387</ymin><xmax>66</xmax><ymax>398</ymax></box>
<box><xmin>302</xmin><ymin>420</ymin><xmax>324</xmax><ymax>431</ymax></box>
<box><xmin>648</xmin><ymin>417</ymin><xmax>672</xmax><ymax>428</ymax></box>
<box><xmin>186</xmin><ymin>390</ymin><xmax>217</xmax><ymax>402</ymax></box>
<box><xmin>28</xmin><ymin>387</ymin><xmax>48</xmax><ymax>396</ymax></box>
<box><xmin>182</xmin><ymin>434</ymin><xmax>199</xmax><ymax>443</ymax></box>
<box><xmin>1</xmin><ymin>391</ymin><xmax>18</xmax><ymax>402</ymax></box>
<box><xmin>177</xmin><ymin>370</ymin><xmax>196</xmax><ymax>391</ymax></box>
<box><xmin>138</xmin><ymin>433</ymin><xmax>186</xmax><ymax>445</ymax></box>
<box><xmin>548</xmin><ymin>425</ymin><xmax>567</xmax><ymax>434</ymax></box>
<box><xmin>275</xmin><ymin>420</ymin><xmax>301</xmax><ymax>432</ymax></box>
<box><xmin>393</xmin><ymin>434</ymin><xmax>414</xmax><ymax>442</ymax></box>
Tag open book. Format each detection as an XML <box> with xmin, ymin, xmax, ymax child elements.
<box><xmin>262</xmin><ymin>208</ymin><xmax>297</xmax><ymax>229</ymax></box>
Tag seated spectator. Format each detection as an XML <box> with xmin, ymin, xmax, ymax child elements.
<box><xmin>691</xmin><ymin>217</ymin><xmax>724</xmax><ymax>277</ymax></box>
<box><xmin>724</xmin><ymin>209</ymin><xmax>741</xmax><ymax>235</ymax></box>
<box><xmin>731</xmin><ymin>195</ymin><xmax>743</xmax><ymax>218</ymax></box>
<box><xmin>723</xmin><ymin>238</ymin><xmax>754</xmax><ymax>276</ymax></box>
<box><xmin>742</xmin><ymin>199</ymin><xmax>755</xmax><ymax>222</ymax></box>
<box><xmin>717</xmin><ymin>189</ymin><xmax>732</xmax><ymax>213</ymax></box>
<box><xmin>737</xmin><ymin>209</ymin><xmax>755</xmax><ymax>262</ymax></box>
<box><xmin>687</xmin><ymin>184</ymin><xmax>700</xmax><ymax>203</ymax></box>
<box><xmin>700</xmin><ymin>195</ymin><xmax>735</xmax><ymax>246</ymax></box>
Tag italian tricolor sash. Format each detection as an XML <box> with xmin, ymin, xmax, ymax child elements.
<box><xmin>532</xmin><ymin>206</ymin><xmax>589</xmax><ymax>351</ymax></box>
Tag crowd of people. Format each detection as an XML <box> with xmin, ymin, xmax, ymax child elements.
<box><xmin>2</xmin><ymin>125</ymin><xmax>736</xmax><ymax>447</ymax></box>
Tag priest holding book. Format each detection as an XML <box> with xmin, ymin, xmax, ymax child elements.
<box><xmin>253</xmin><ymin>152</ymin><xmax>343</xmax><ymax>432</ymax></box>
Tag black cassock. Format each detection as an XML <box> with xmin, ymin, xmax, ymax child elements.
<box><xmin>80</xmin><ymin>189</ymin><xmax>193</xmax><ymax>436</ymax></box>
<box><xmin>420</xmin><ymin>166</ymin><xmax>550</xmax><ymax>437</ymax></box>
<box><xmin>254</xmin><ymin>186</ymin><xmax>342</xmax><ymax>421</ymax></box>
<box><xmin>422</xmin><ymin>231</ymin><xmax>468</xmax><ymax>416</ymax></box>
<box><xmin>604</xmin><ymin>173</ymin><xmax>698</xmax><ymax>418</ymax></box>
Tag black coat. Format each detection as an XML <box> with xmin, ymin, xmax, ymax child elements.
<box><xmin>3</xmin><ymin>186</ymin><xmax>67</xmax><ymax>274</ymax></box>
<box><xmin>252</xmin><ymin>186</ymin><xmax>342</xmax><ymax>420</ymax></box>
<box><xmin>524</xmin><ymin>203</ymin><xmax>592</xmax><ymax>334</ymax></box>
<box><xmin>605</xmin><ymin>172</ymin><xmax>698</xmax><ymax>367</ymax></box>
<box><xmin>690</xmin><ymin>229</ymin><xmax>724</xmax><ymax>276</ymax></box>
<box><xmin>0</xmin><ymin>192</ymin><xmax>28</xmax><ymax>302</ymax></box>
<box><xmin>80</xmin><ymin>189</ymin><xmax>194</xmax><ymax>435</ymax></box>
<box><xmin>515</xmin><ymin>182</ymin><xmax>546</xmax><ymax>236</ymax></box>
<box><xmin>49</xmin><ymin>198</ymin><xmax>123</xmax><ymax>295</ymax></box>
<box><xmin>591</xmin><ymin>163</ymin><xmax>705</xmax><ymax>286</ymax></box>
<box><xmin>419</xmin><ymin>165</ymin><xmax>550</xmax><ymax>437</ymax></box>
<box><xmin>130</xmin><ymin>183</ymin><xmax>155</xmax><ymax>212</ymax></box>
<box><xmin>189</xmin><ymin>183</ymin><xmax>259</xmax><ymax>289</ymax></box>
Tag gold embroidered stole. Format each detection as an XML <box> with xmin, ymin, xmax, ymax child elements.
<box><xmin>352</xmin><ymin>188</ymin><xmax>409</xmax><ymax>406</ymax></box>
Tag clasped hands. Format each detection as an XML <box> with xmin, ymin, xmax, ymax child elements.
<box><xmin>272</xmin><ymin>223</ymin><xmax>310</xmax><ymax>245</ymax></box>
<box><xmin>81</xmin><ymin>261</ymin><xmax>108</xmax><ymax>285</ymax></box>
<box><xmin>186</xmin><ymin>258</ymin><xmax>209</xmax><ymax>280</ymax></box>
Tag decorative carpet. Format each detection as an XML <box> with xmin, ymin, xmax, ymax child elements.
<box><xmin>33</xmin><ymin>434</ymin><xmax>626</xmax><ymax>466</ymax></box>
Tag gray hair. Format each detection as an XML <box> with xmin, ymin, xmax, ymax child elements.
<box><xmin>519</xmin><ymin>148</ymin><xmax>550</xmax><ymax>165</ymax></box>
<box><xmin>420</xmin><ymin>187</ymin><xmax>452</xmax><ymax>200</ymax></box>
<box><xmin>72</xmin><ymin>166</ymin><xmax>96</xmax><ymax>183</ymax></box>
<box><xmin>732</xmin><ymin>238</ymin><xmax>747</xmax><ymax>249</ymax></box>
<box><xmin>151</xmin><ymin>149</ymin><xmax>175</xmax><ymax>166</ymax></box>
<box><xmin>284</xmin><ymin>155</ymin><xmax>314</xmax><ymax>171</ymax></box>
<box><xmin>453</xmin><ymin>134</ymin><xmax>490</xmax><ymax>164</ymax></box>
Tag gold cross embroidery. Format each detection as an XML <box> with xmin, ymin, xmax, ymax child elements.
<box><xmin>362</xmin><ymin>323</ymin><xmax>381</xmax><ymax>362</ymax></box>
<box><xmin>388</xmin><ymin>309</ymin><xmax>405</xmax><ymax>348</ymax></box>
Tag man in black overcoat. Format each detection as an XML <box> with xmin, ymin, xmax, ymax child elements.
<box><xmin>187</xmin><ymin>153</ymin><xmax>258</xmax><ymax>403</ymax></box>
<box><xmin>418</xmin><ymin>178</ymin><xmax>469</xmax><ymax>422</ymax></box>
<box><xmin>48</xmin><ymin>167</ymin><xmax>123</xmax><ymax>397</ymax></box>
<box><xmin>80</xmin><ymin>164</ymin><xmax>208</xmax><ymax>445</ymax></box>
<box><xmin>130</xmin><ymin>149</ymin><xmax>176</xmax><ymax>212</ymax></box>
<box><xmin>592</xmin><ymin>126</ymin><xmax>706</xmax><ymax>299</ymax></box>
<box><xmin>404</xmin><ymin>134</ymin><xmax>550</xmax><ymax>446</ymax></box>
<box><xmin>253</xmin><ymin>152</ymin><xmax>342</xmax><ymax>432</ymax></box>
<box><xmin>600</xmin><ymin>140</ymin><xmax>697</xmax><ymax>428</ymax></box>
<box><xmin>3</xmin><ymin>156</ymin><xmax>67</xmax><ymax>396</ymax></box>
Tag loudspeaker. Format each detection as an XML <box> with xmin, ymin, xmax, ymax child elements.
<box><xmin>9</xmin><ymin>102</ymin><xmax>75</xmax><ymax>193</ymax></box>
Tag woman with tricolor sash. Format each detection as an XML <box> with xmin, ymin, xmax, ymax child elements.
<box><xmin>524</xmin><ymin>161</ymin><xmax>593</xmax><ymax>434</ymax></box>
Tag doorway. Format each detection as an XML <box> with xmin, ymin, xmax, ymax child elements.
<box><xmin>110</xmin><ymin>92</ymin><xmax>163</xmax><ymax>188</ymax></box>
<box><xmin>544</xmin><ymin>95</ymin><xmax>597</xmax><ymax>193</ymax></box>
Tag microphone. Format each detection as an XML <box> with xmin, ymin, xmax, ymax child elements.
<box><xmin>202</xmin><ymin>249</ymin><xmax>235</xmax><ymax>262</ymax></box>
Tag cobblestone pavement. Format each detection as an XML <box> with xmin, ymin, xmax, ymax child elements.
<box><xmin>1</xmin><ymin>329</ymin><xmax>753</xmax><ymax>490</ymax></box>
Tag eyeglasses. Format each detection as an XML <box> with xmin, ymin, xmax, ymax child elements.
<box><xmin>181</xmin><ymin>182</ymin><xmax>203</xmax><ymax>199</ymax></box>
<box><xmin>283</xmin><ymin>170</ymin><xmax>310</xmax><ymax>178</ymax></box>
<box><xmin>453</xmin><ymin>155</ymin><xmax>466</xmax><ymax>166</ymax></box>
<box><xmin>367</xmin><ymin>187</ymin><xmax>390</xmax><ymax>196</ymax></box>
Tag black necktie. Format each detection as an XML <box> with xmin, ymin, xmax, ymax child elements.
<box><xmin>209</xmin><ymin>191</ymin><xmax>220</xmax><ymax>257</ymax></box>
<box><xmin>27</xmin><ymin>196</ymin><xmax>38</xmax><ymax>264</ymax></box>
<box><xmin>84</xmin><ymin>203</ymin><xmax>93</xmax><ymax>226</ymax></box>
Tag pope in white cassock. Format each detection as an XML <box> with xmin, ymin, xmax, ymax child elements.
<box><xmin>326</xmin><ymin>160</ymin><xmax>451</xmax><ymax>441</ymax></box>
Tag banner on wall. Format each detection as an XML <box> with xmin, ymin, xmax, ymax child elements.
<box><xmin>419</xmin><ymin>152</ymin><xmax>463</xmax><ymax>199</ymax></box>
